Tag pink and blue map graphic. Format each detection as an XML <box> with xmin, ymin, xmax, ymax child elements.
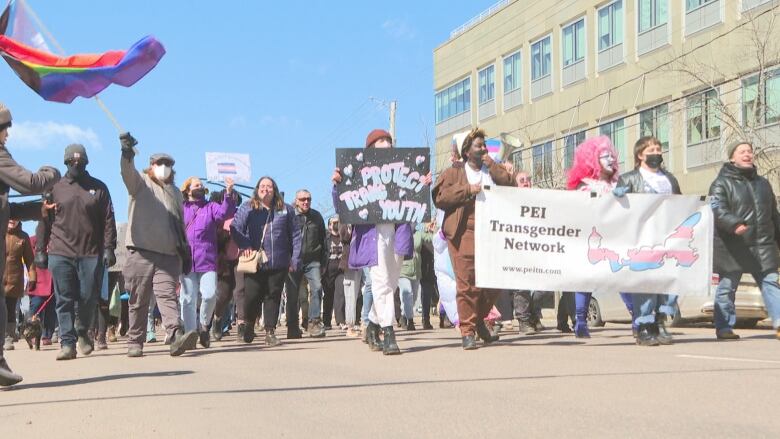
<box><xmin>587</xmin><ymin>213</ymin><xmax>701</xmax><ymax>272</ymax></box>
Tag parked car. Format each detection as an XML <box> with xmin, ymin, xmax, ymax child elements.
<box><xmin>588</xmin><ymin>274</ymin><xmax>768</xmax><ymax>328</ymax></box>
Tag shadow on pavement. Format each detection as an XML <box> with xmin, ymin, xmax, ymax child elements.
<box><xmin>7</xmin><ymin>370</ymin><xmax>193</xmax><ymax>391</ymax></box>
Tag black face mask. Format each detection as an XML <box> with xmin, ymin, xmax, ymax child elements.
<box><xmin>644</xmin><ymin>154</ymin><xmax>663</xmax><ymax>169</ymax></box>
<box><xmin>66</xmin><ymin>162</ymin><xmax>87</xmax><ymax>179</ymax></box>
<box><xmin>191</xmin><ymin>188</ymin><xmax>206</xmax><ymax>200</ymax></box>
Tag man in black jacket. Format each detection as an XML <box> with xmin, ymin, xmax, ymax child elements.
<box><xmin>709</xmin><ymin>141</ymin><xmax>780</xmax><ymax>341</ymax></box>
<box><xmin>286</xmin><ymin>189</ymin><xmax>328</xmax><ymax>338</ymax></box>
<box><xmin>38</xmin><ymin>144</ymin><xmax>117</xmax><ymax>360</ymax></box>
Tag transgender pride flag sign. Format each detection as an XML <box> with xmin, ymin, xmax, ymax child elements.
<box><xmin>205</xmin><ymin>152</ymin><xmax>251</xmax><ymax>183</ymax></box>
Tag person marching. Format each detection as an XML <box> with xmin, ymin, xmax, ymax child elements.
<box><xmin>37</xmin><ymin>144</ymin><xmax>117</xmax><ymax>360</ymax></box>
<box><xmin>3</xmin><ymin>218</ymin><xmax>35</xmax><ymax>351</ymax></box>
<box><xmin>565</xmin><ymin>136</ymin><xmax>620</xmax><ymax>338</ymax></box>
<box><xmin>179</xmin><ymin>176</ymin><xmax>236</xmax><ymax>347</ymax></box>
<box><xmin>432</xmin><ymin>128</ymin><xmax>515</xmax><ymax>350</ymax></box>
<box><xmin>0</xmin><ymin>102</ymin><xmax>60</xmax><ymax>385</ymax></box>
<box><xmin>709</xmin><ymin>141</ymin><xmax>780</xmax><ymax>341</ymax></box>
<box><xmin>230</xmin><ymin>176</ymin><xmax>301</xmax><ymax>346</ymax></box>
<box><xmin>614</xmin><ymin>136</ymin><xmax>681</xmax><ymax>346</ymax></box>
<box><xmin>119</xmin><ymin>133</ymin><xmax>199</xmax><ymax>357</ymax></box>
<box><xmin>331</xmin><ymin>129</ymin><xmax>419</xmax><ymax>355</ymax></box>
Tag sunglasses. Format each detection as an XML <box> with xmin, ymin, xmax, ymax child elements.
<box><xmin>297</xmin><ymin>197</ymin><xmax>311</xmax><ymax>202</ymax></box>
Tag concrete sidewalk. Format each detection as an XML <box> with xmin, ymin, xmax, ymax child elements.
<box><xmin>1</xmin><ymin>323</ymin><xmax>779</xmax><ymax>438</ymax></box>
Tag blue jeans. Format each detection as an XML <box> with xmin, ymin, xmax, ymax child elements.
<box><xmin>180</xmin><ymin>271</ymin><xmax>218</xmax><ymax>332</ymax></box>
<box><xmin>715</xmin><ymin>271</ymin><xmax>780</xmax><ymax>330</ymax></box>
<box><xmin>361</xmin><ymin>267</ymin><xmax>374</xmax><ymax>324</ymax></box>
<box><xmin>398</xmin><ymin>277</ymin><xmax>419</xmax><ymax>319</ymax></box>
<box><xmin>632</xmin><ymin>293</ymin><xmax>678</xmax><ymax>325</ymax></box>
<box><xmin>286</xmin><ymin>261</ymin><xmax>324</xmax><ymax>325</ymax></box>
<box><xmin>49</xmin><ymin>255</ymin><xmax>102</xmax><ymax>347</ymax></box>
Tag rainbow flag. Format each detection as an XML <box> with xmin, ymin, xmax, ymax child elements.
<box><xmin>0</xmin><ymin>1</ymin><xmax>165</xmax><ymax>103</ymax></box>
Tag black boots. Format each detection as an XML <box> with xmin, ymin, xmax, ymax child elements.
<box><xmin>476</xmin><ymin>322</ymin><xmax>499</xmax><ymax>345</ymax></box>
<box><xmin>0</xmin><ymin>357</ymin><xmax>22</xmax><ymax>386</ymax></box>
<box><xmin>422</xmin><ymin>317</ymin><xmax>434</xmax><ymax>330</ymax></box>
<box><xmin>462</xmin><ymin>334</ymin><xmax>477</xmax><ymax>350</ymax></box>
<box><xmin>655</xmin><ymin>314</ymin><xmax>673</xmax><ymax>345</ymax></box>
<box><xmin>382</xmin><ymin>326</ymin><xmax>400</xmax><ymax>355</ymax></box>
<box><xmin>636</xmin><ymin>324</ymin><xmax>660</xmax><ymax>346</ymax></box>
<box><xmin>367</xmin><ymin>322</ymin><xmax>383</xmax><ymax>352</ymax></box>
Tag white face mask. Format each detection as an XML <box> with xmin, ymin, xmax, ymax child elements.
<box><xmin>153</xmin><ymin>164</ymin><xmax>172</xmax><ymax>180</ymax></box>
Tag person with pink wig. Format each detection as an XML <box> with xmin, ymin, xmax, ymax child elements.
<box><xmin>565</xmin><ymin>136</ymin><xmax>619</xmax><ymax>338</ymax></box>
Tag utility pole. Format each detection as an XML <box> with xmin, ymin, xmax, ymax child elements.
<box><xmin>389</xmin><ymin>100</ymin><xmax>397</xmax><ymax>145</ymax></box>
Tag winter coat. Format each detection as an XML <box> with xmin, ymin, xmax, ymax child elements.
<box><xmin>3</xmin><ymin>226</ymin><xmax>35</xmax><ymax>298</ymax></box>
<box><xmin>182</xmin><ymin>193</ymin><xmax>235</xmax><ymax>273</ymax></box>
<box><xmin>0</xmin><ymin>146</ymin><xmax>59</xmax><ymax>289</ymax></box>
<box><xmin>615</xmin><ymin>168</ymin><xmax>682</xmax><ymax>195</ymax></box>
<box><xmin>432</xmin><ymin>160</ymin><xmax>514</xmax><ymax>247</ymax></box>
<box><xmin>28</xmin><ymin>236</ymin><xmax>52</xmax><ymax>297</ymax></box>
<box><xmin>338</xmin><ymin>223</ymin><xmax>352</xmax><ymax>272</ymax></box>
<box><xmin>295</xmin><ymin>207</ymin><xmax>327</xmax><ymax>266</ymax></box>
<box><xmin>330</xmin><ymin>186</ymin><xmax>414</xmax><ymax>270</ymax></box>
<box><xmin>709</xmin><ymin>162</ymin><xmax>780</xmax><ymax>274</ymax></box>
<box><xmin>401</xmin><ymin>229</ymin><xmax>433</xmax><ymax>280</ymax></box>
<box><xmin>230</xmin><ymin>201</ymin><xmax>302</xmax><ymax>272</ymax></box>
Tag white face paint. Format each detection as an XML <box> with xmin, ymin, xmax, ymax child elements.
<box><xmin>153</xmin><ymin>164</ymin><xmax>172</xmax><ymax>180</ymax></box>
<box><xmin>598</xmin><ymin>152</ymin><xmax>615</xmax><ymax>172</ymax></box>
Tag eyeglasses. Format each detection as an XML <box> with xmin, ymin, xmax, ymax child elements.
<box><xmin>297</xmin><ymin>197</ymin><xmax>311</xmax><ymax>202</ymax></box>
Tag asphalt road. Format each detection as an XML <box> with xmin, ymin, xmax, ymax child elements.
<box><xmin>1</xmin><ymin>322</ymin><xmax>779</xmax><ymax>438</ymax></box>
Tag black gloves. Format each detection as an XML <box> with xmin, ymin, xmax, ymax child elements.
<box><xmin>119</xmin><ymin>132</ymin><xmax>137</xmax><ymax>158</ymax></box>
<box><xmin>103</xmin><ymin>248</ymin><xmax>117</xmax><ymax>268</ymax></box>
<box><xmin>34</xmin><ymin>251</ymin><xmax>48</xmax><ymax>269</ymax></box>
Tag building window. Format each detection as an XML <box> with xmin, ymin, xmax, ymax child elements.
<box><xmin>532</xmin><ymin>141</ymin><xmax>553</xmax><ymax>183</ymax></box>
<box><xmin>687</xmin><ymin>89</ymin><xmax>720</xmax><ymax>144</ymax></box>
<box><xmin>504</xmin><ymin>51</ymin><xmax>521</xmax><ymax>93</ymax></box>
<box><xmin>563</xmin><ymin>131</ymin><xmax>586</xmax><ymax>170</ymax></box>
<box><xmin>639</xmin><ymin>104</ymin><xmax>669</xmax><ymax>155</ymax></box>
<box><xmin>598</xmin><ymin>1</ymin><xmax>624</xmax><ymax>51</ymax></box>
<box><xmin>600</xmin><ymin>118</ymin><xmax>626</xmax><ymax>166</ymax></box>
<box><xmin>639</xmin><ymin>0</ymin><xmax>667</xmax><ymax>32</ymax></box>
<box><xmin>531</xmin><ymin>36</ymin><xmax>551</xmax><ymax>81</ymax></box>
<box><xmin>511</xmin><ymin>149</ymin><xmax>524</xmax><ymax>171</ymax></box>
<box><xmin>742</xmin><ymin>69</ymin><xmax>780</xmax><ymax>128</ymax></box>
<box><xmin>686</xmin><ymin>0</ymin><xmax>716</xmax><ymax>11</ymax></box>
<box><xmin>562</xmin><ymin>19</ymin><xmax>585</xmax><ymax>67</ymax></box>
<box><xmin>478</xmin><ymin>65</ymin><xmax>495</xmax><ymax>104</ymax></box>
<box><xmin>435</xmin><ymin>77</ymin><xmax>471</xmax><ymax>124</ymax></box>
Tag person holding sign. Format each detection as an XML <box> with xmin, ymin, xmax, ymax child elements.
<box><xmin>613</xmin><ymin>136</ymin><xmax>682</xmax><ymax>346</ymax></box>
<box><xmin>432</xmin><ymin>128</ymin><xmax>515</xmax><ymax>350</ymax></box>
<box><xmin>709</xmin><ymin>141</ymin><xmax>780</xmax><ymax>341</ymax></box>
<box><xmin>331</xmin><ymin>129</ymin><xmax>419</xmax><ymax>355</ymax></box>
<box><xmin>565</xmin><ymin>136</ymin><xmax>620</xmax><ymax>338</ymax></box>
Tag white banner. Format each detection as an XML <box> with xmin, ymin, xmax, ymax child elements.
<box><xmin>475</xmin><ymin>186</ymin><xmax>713</xmax><ymax>296</ymax></box>
<box><xmin>205</xmin><ymin>152</ymin><xmax>252</xmax><ymax>183</ymax></box>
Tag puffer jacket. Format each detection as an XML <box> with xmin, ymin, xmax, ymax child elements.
<box><xmin>709</xmin><ymin>162</ymin><xmax>780</xmax><ymax>274</ymax></box>
<box><xmin>3</xmin><ymin>225</ymin><xmax>35</xmax><ymax>298</ymax></box>
<box><xmin>182</xmin><ymin>193</ymin><xmax>235</xmax><ymax>273</ymax></box>
<box><xmin>230</xmin><ymin>201</ymin><xmax>302</xmax><ymax>271</ymax></box>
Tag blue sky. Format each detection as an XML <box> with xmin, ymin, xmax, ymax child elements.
<box><xmin>2</xmin><ymin>0</ymin><xmax>494</xmax><ymax>230</ymax></box>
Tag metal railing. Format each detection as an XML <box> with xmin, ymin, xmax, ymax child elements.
<box><xmin>450</xmin><ymin>0</ymin><xmax>510</xmax><ymax>39</ymax></box>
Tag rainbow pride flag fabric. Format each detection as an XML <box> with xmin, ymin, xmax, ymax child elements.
<box><xmin>0</xmin><ymin>1</ymin><xmax>165</xmax><ymax>103</ymax></box>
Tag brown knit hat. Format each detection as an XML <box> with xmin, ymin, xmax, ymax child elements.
<box><xmin>365</xmin><ymin>129</ymin><xmax>392</xmax><ymax>148</ymax></box>
<box><xmin>727</xmin><ymin>140</ymin><xmax>753</xmax><ymax>160</ymax></box>
<box><xmin>0</xmin><ymin>102</ymin><xmax>11</xmax><ymax>127</ymax></box>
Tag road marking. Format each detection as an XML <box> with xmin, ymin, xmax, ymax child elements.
<box><xmin>677</xmin><ymin>354</ymin><xmax>780</xmax><ymax>365</ymax></box>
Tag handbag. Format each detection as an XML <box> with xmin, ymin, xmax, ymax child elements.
<box><xmin>236</xmin><ymin>213</ymin><xmax>270</xmax><ymax>273</ymax></box>
<box><xmin>109</xmin><ymin>283</ymin><xmax>122</xmax><ymax>318</ymax></box>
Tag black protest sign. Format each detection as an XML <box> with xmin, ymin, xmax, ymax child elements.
<box><xmin>335</xmin><ymin>147</ymin><xmax>431</xmax><ymax>225</ymax></box>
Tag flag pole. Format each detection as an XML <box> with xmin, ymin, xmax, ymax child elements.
<box><xmin>19</xmin><ymin>0</ymin><xmax>125</xmax><ymax>133</ymax></box>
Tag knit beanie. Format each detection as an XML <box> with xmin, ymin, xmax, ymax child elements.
<box><xmin>365</xmin><ymin>129</ymin><xmax>392</xmax><ymax>148</ymax></box>
<box><xmin>726</xmin><ymin>141</ymin><xmax>752</xmax><ymax>160</ymax></box>
<box><xmin>64</xmin><ymin>144</ymin><xmax>89</xmax><ymax>164</ymax></box>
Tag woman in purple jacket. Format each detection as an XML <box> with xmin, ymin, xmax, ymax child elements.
<box><xmin>230</xmin><ymin>176</ymin><xmax>301</xmax><ymax>347</ymax></box>
<box><xmin>180</xmin><ymin>176</ymin><xmax>236</xmax><ymax>348</ymax></box>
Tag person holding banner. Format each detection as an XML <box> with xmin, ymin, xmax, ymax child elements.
<box><xmin>432</xmin><ymin>128</ymin><xmax>514</xmax><ymax>350</ymax></box>
<box><xmin>709</xmin><ymin>141</ymin><xmax>780</xmax><ymax>341</ymax></box>
<box><xmin>331</xmin><ymin>129</ymin><xmax>417</xmax><ymax>355</ymax></box>
<box><xmin>230</xmin><ymin>176</ymin><xmax>301</xmax><ymax>347</ymax></box>
<box><xmin>614</xmin><ymin>136</ymin><xmax>681</xmax><ymax>346</ymax></box>
<box><xmin>178</xmin><ymin>176</ymin><xmax>236</xmax><ymax>348</ymax></box>
<box><xmin>566</xmin><ymin>136</ymin><xmax>620</xmax><ymax>338</ymax></box>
